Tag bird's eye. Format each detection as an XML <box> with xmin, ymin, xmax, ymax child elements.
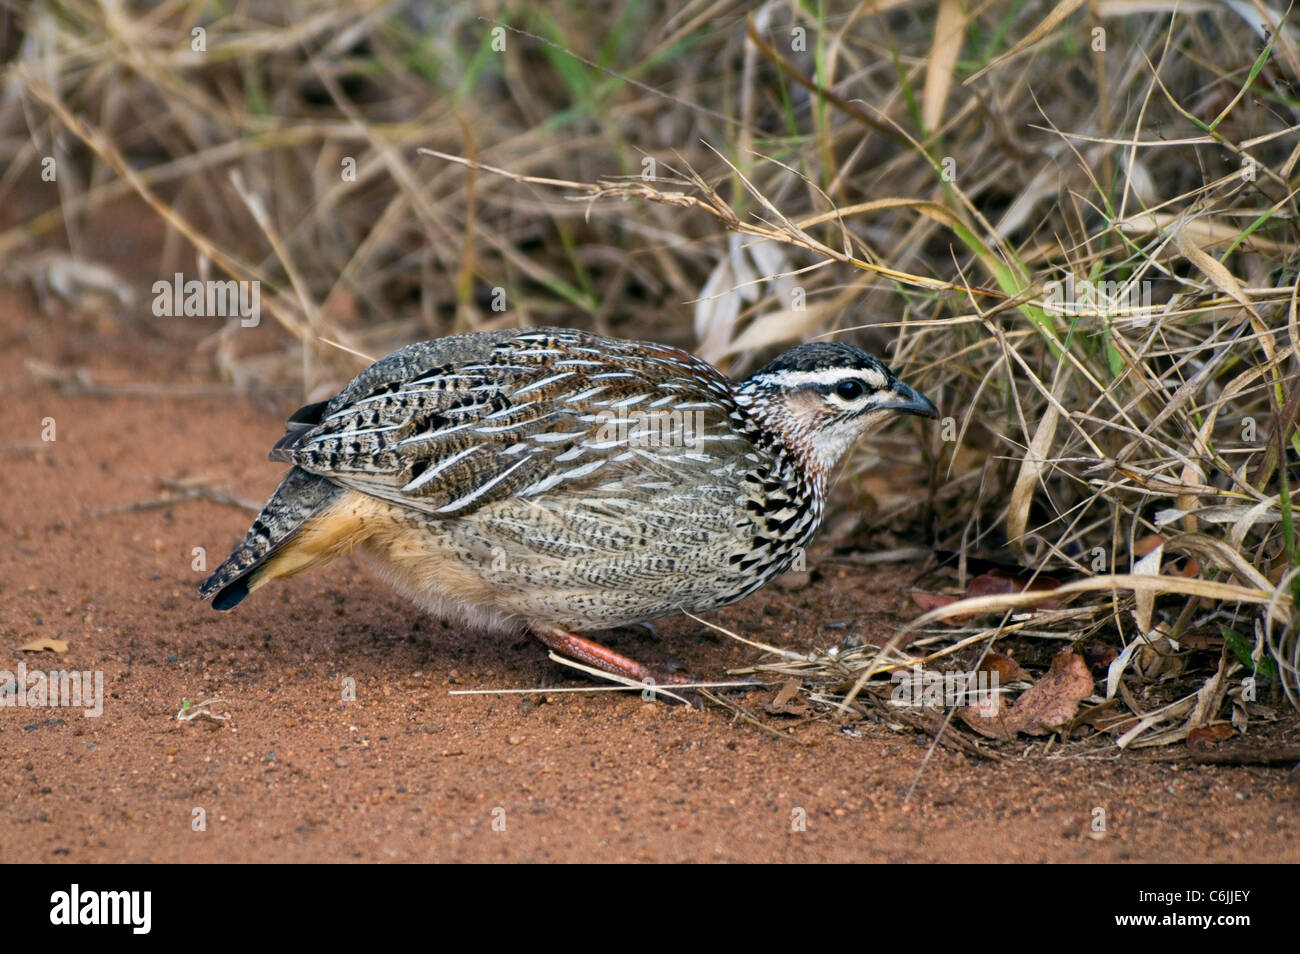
<box><xmin>834</xmin><ymin>379</ymin><xmax>867</xmax><ymax>401</ymax></box>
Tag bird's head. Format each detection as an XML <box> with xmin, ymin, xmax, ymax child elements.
<box><xmin>735</xmin><ymin>340</ymin><xmax>937</xmax><ymax>479</ymax></box>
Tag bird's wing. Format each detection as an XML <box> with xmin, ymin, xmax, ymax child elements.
<box><xmin>277</xmin><ymin>328</ymin><xmax>763</xmax><ymax>519</ymax></box>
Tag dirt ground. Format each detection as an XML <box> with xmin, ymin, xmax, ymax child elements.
<box><xmin>1</xmin><ymin>271</ymin><xmax>1298</xmax><ymax>865</ymax></box>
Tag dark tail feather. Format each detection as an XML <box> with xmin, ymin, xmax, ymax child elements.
<box><xmin>269</xmin><ymin>399</ymin><xmax>331</xmax><ymax>462</ymax></box>
<box><xmin>211</xmin><ymin>577</ymin><xmax>251</xmax><ymax>611</ymax></box>
<box><xmin>200</xmin><ymin>466</ymin><xmax>344</xmax><ymax>610</ymax></box>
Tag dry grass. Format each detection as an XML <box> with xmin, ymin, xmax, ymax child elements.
<box><xmin>3</xmin><ymin>0</ymin><xmax>1299</xmax><ymax>749</ymax></box>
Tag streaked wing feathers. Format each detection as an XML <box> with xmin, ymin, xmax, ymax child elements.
<box><xmin>277</xmin><ymin>328</ymin><xmax>754</xmax><ymax>517</ymax></box>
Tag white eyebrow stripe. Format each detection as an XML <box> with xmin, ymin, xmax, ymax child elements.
<box><xmin>750</xmin><ymin>367</ymin><xmax>887</xmax><ymax>389</ymax></box>
<box><xmin>402</xmin><ymin>445</ymin><xmax>481</xmax><ymax>492</ymax></box>
<box><xmin>435</xmin><ymin>454</ymin><xmax>535</xmax><ymax>512</ymax></box>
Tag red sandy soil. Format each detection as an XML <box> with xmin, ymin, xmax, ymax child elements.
<box><xmin>1</xmin><ymin>274</ymin><xmax>1298</xmax><ymax>863</ymax></box>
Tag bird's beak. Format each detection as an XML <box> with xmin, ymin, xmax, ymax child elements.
<box><xmin>877</xmin><ymin>381</ymin><xmax>938</xmax><ymax>418</ymax></box>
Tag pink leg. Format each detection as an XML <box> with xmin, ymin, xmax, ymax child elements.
<box><xmin>532</xmin><ymin>626</ymin><xmax>700</xmax><ymax>705</ymax></box>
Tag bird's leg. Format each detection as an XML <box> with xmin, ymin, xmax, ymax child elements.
<box><xmin>531</xmin><ymin>626</ymin><xmax>700</xmax><ymax>705</ymax></box>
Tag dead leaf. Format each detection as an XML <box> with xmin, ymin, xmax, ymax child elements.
<box><xmin>1166</xmin><ymin>557</ymin><xmax>1201</xmax><ymax>579</ymax></box>
<box><xmin>967</xmin><ymin>568</ymin><xmax>1063</xmax><ymax>609</ymax></box>
<box><xmin>922</xmin><ymin>0</ymin><xmax>967</xmax><ymax>133</ymax></box>
<box><xmin>1175</xmin><ymin>226</ymin><xmax>1262</xmax><ymax>321</ymax></box>
<box><xmin>962</xmin><ymin>651</ymin><xmax>1093</xmax><ymax>739</ymax></box>
<box><xmin>18</xmin><ymin>638</ymin><xmax>68</xmax><ymax>653</ymax></box>
<box><xmin>1187</xmin><ymin>724</ymin><xmax>1235</xmax><ymax>750</ymax></box>
<box><xmin>1007</xmin><ymin>367</ymin><xmax>1070</xmax><ymax>556</ymax></box>
<box><xmin>1013</xmin><ymin>651</ymin><xmax>1094</xmax><ymax>733</ymax></box>
<box><xmin>1134</xmin><ymin>534</ymin><xmax>1166</xmax><ymax>558</ymax></box>
<box><xmin>1078</xmin><ymin>701</ymin><xmax>1138</xmax><ymax>735</ymax></box>
<box><xmin>909</xmin><ymin>590</ymin><xmax>970</xmax><ymax>625</ymax></box>
<box><xmin>764</xmin><ymin>678</ymin><xmax>809</xmax><ymax>716</ymax></box>
<box><xmin>1132</xmin><ymin>543</ymin><xmax>1164</xmax><ymax>634</ymax></box>
<box><xmin>719</xmin><ymin>304</ymin><xmax>829</xmax><ymax>360</ymax></box>
<box><xmin>1117</xmin><ymin>211</ymin><xmax>1284</xmax><ymax>255</ymax></box>
<box><xmin>980</xmin><ymin>651</ymin><xmax>1026</xmax><ymax>684</ymax></box>
<box><xmin>695</xmin><ymin>235</ymin><xmax>795</xmax><ymax>365</ymax></box>
<box><xmin>959</xmin><ymin>689</ymin><xmax>1005</xmax><ymax>729</ymax></box>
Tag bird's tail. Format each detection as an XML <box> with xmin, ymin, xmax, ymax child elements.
<box><xmin>199</xmin><ymin>466</ymin><xmax>355</xmax><ymax>610</ymax></box>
